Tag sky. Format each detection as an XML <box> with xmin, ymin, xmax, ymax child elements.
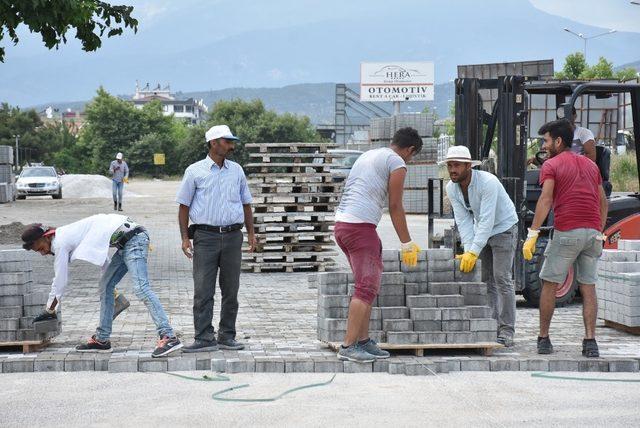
<box><xmin>529</xmin><ymin>0</ymin><xmax>640</xmax><ymax>33</ymax></box>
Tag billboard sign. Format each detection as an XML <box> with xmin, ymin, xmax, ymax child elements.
<box><xmin>360</xmin><ymin>62</ymin><xmax>434</xmax><ymax>102</ymax></box>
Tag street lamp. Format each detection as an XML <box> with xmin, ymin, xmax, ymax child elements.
<box><xmin>12</xmin><ymin>134</ymin><xmax>19</xmax><ymax>172</ymax></box>
<box><xmin>563</xmin><ymin>27</ymin><xmax>616</xmax><ymax>61</ymax></box>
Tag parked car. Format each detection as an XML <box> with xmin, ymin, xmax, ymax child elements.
<box><xmin>15</xmin><ymin>166</ymin><xmax>62</xmax><ymax>199</ymax></box>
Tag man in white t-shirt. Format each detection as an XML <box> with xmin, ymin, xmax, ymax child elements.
<box><xmin>570</xmin><ymin>107</ymin><xmax>596</xmax><ymax>162</ymax></box>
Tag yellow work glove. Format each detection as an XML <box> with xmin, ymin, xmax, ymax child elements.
<box><xmin>400</xmin><ymin>241</ymin><xmax>421</xmax><ymax>267</ymax></box>
<box><xmin>123</xmin><ymin>177</ymin><xmax>129</xmax><ymax>184</ymax></box>
<box><xmin>522</xmin><ymin>228</ymin><xmax>539</xmax><ymax>261</ymax></box>
<box><xmin>455</xmin><ymin>251</ymin><xmax>478</xmax><ymax>273</ymax></box>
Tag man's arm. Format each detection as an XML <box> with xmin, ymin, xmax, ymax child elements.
<box><xmin>47</xmin><ymin>249</ymin><xmax>70</xmax><ymax>311</ymax></box>
<box><xmin>583</xmin><ymin>139</ymin><xmax>597</xmax><ymax>162</ymax></box>
<box><xmin>243</xmin><ymin>204</ymin><xmax>256</xmax><ymax>252</ymax></box>
<box><xmin>109</xmin><ymin>161</ymin><xmax>115</xmax><ymax>174</ymax></box>
<box><xmin>388</xmin><ymin>168</ymin><xmax>411</xmax><ymax>243</ymax></box>
<box><xmin>178</xmin><ymin>204</ymin><xmax>193</xmax><ymax>259</ymax></box>
<box><xmin>467</xmin><ymin>182</ymin><xmax>499</xmax><ymax>255</ymax></box>
<box><xmin>123</xmin><ymin>162</ymin><xmax>129</xmax><ymax>179</ymax></box>
<box><xmin>531</xmin><ymin>179</ymin><xmax>554</xmax><ymax>231</ymax></box>
<box><xmin>447</xmin><ymin>185</ymin><xmax>475</xmax><ymax>251</ymax></box>
<box><xmin>599</xmin><ymin>185</ymin><xmax>608</xmax><ymax>231</ymax></box>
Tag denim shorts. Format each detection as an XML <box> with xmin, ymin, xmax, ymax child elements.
<box><xmin>539</xmin><ymin>228</ymin><xmax>603</xmax><ymax>285</ymax></box>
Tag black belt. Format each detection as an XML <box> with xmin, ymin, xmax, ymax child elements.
<box><xmin>114</xmin><ymin>226</ymin><xmax>146</xmax><ymax>250</ymax></box>
<box><xmin>188</xmin><ymin>223</ymin><xmax>243</xmax><ymax>238</ymax></box>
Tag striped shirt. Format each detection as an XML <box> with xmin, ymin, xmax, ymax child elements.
<box><xmin>176</xmin><ymin>155</ymin><xmax>252</xmax><ymax>226</ymax></box>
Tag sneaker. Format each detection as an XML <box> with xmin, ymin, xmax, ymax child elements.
<box><xmin>76</xmin><ymin>335</ymin><xmax>112</xmax><ymax>352</ymax></box>
<box><xmin>218</xmin><ymin>338</ymin><xmax>245</xmax><ymax>350</ymax></box>
<box><xmin>182</xmin><ymin>340</ymin><xmax>219</xmax><ymax>353</ymax></box>
<box><xmin>537</xmin><ymin>336</ymin><xmax>553</xmax><ymax>354</ymax></box>
<box><xmin>152</xmin><ymin>336</ymin><xmax>183</xmax><ymax>358</ymax></box>
<box><xmin>359</xmin><ymin>338</ymin><xmax>390</xmax><ymax>359</ymax></box>
<box><xmin>337</xmin><ymin>343</ymin><xmax>376</xmax><ymax>363</ymax></box>
<box><xmin>582</xmin><ymin>338</ymin><xmax>600</xmax><ymax>358</ymax></box>
<box><xmin>497</xmin><ymin>336</ymin><xmax>514</xmax><ymax>347</ymax></box>
<box><xmin>113</xmin><ymin>293</ymin><xmax>130</xmax><ymax>320</ymax></box>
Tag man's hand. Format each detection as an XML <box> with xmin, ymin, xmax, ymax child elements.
<box><xmin>33</xmin><ymin>309</ymin><xmax>57</xmax><ymax>323</ymax></box>
<box><xmin>455</xmin><ymin>251</ymin><xmax>479</xmax><ymax>273</ymax></box>
<box><xmin>247</xmin><ymin>233</ymin><xmax>257</xmax><ymax>253</ymax></box>
<box><xmin>123</xmin><ymin>177</ymin><xmax>129</xmax><ymax>184</ymax></box>
<box><xmin>522</xmin><ymin>229</ymin><xmax>539</xmax><ymax>261</ymax></box>
<box><xmin>181</xmin><ymin>238</ymin><xmax>193</xmax><ymax>259</ymax></box>
<box><xmin>400</xmin><ymin>241</ymin><xmax>421</xmax><ymax>267</ymax></box>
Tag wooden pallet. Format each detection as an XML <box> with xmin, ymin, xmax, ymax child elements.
<box><xmin>252</xmin><ymin>222</ymin><xmax>332</xmax><ymax>233</ymax></box>
<box><xmin>243</xmin><ymin>260</ymin><xmax>337</xmax><ymax>273</ymax></box>
<box><xmin>604</xmin><ymin>320</ymin><xmax>640</xmax><ymax>335</ymax></box>
<box><xmin>249</xmin><ymin>183</ymin><xmax>343</xmax><ymax>192</ymax></box>
<box><xmin>253</xmin><ymin>212</ymin><xmax>335</xmax><ymax>221</ymax></box>
<box><xmin>243</xmin><ymin>250</ymin><xmax>337</xmax><ymax>261</ymax></box>
<box><xmin>245</xmin><ymin>142</ymin><xmax>338</xmax><ymax>153</ymax></box>
<box><xmin>249</xmin><ymin>152</ymin><xmax>339</xmax><ymax>159</ymax></box>
<box><xmin>248</xmin><ymin>172</ymin><xmax>337</xmax><ymax>182</ymax></box>
<box><xmin>0</xmin><ymin>339</ymin><xmax>50</xmax><ymax>353</ymax></box>
<box><xmin>325</xmin><ymin>341</ymin><xmax>503</xmax><ymax>357</ymax></box>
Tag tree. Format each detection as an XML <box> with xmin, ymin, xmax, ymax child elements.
<box><xmin>556</xmin><ymin>52</ymin><xmax>638</xmax><ymax>81</ymax></box>
<box><xmin>0</xmin><ymin>1</ymin><xmax>137</xmax><ymax>62</ymax></box>
<box><xmin>580</xmin><ymin>56</ymin><xmax>615</xmax><ymax>79</ymax></box>
<box><xmin>554</xmin><ymin>52</ymin><xmax>588</xmax><ymax>79</ymax></box>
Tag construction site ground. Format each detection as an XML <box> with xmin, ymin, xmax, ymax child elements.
<box><xmin>0</xmin><ymin>179</ymin><xmax>639</xmax><ymax>374</ymax></box>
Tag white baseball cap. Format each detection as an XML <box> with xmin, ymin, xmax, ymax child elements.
<box><xmin>205</xmin><ymin>125</ymin><xmax>239</xmax><ymax>143</ymax></box>
<box><xmin>115</xmin><ymin>152</ymin><xmax>123</xmax><ymax>160</ymax></box>
<box><xmin>437</xmin><ymin>146</ymin><xmax>482</xmax><ymax>166</ymax></box>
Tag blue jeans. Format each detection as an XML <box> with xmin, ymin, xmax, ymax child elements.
<box><xmin>96</xmin><ymin>232</ymin><xmax>174</xmax><ymax>341</ymax></box>
<box><xmin>112</xmin><ymin>180</ymin><xmax>123</xmax><ymax>204</ymax></box>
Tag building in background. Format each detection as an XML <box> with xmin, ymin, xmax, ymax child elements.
<box><xmin>132</xmin><ymin>82</ymin><xmax>208</xmax><ymax>124</ymax></box>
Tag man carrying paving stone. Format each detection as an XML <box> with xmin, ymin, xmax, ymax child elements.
<box><xmin>21</xmin><ymin>214</ymin><xmax>182</xmax><ymax>357</ymax></box>
<box><xmin>524</xmin><ymin>119</ymin><xmax>607</xmax><ymax>358</ymax></box>
<box><xmin>443</xmin><ymin>145</ymin><xmax>518</xmax><ymax>347</ymax></box>
<box><xmin>334</xmin><ymin>127</ymin><xmax>422</xmax><ymax>363</ymax></box>
<box><xmin>176</xmin><ymin>124</ymin><xmax>256</xmax><ymax>353</ymax></box>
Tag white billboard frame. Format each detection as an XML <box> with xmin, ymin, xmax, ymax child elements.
<box><xmin>360</xmin><ymin>61</ymin><xmax>434</xmax><ymax>102</ymax></box>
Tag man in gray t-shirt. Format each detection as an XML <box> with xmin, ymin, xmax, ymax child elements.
<box><xmin>109</xmin><ymin>152</ymin><xmax>129</xmax><ymax>211</ymax></box>
<box><xmin>334</xmin><ymin>127</ymin><xmax>423</xmax><ymax>363</ymax></box>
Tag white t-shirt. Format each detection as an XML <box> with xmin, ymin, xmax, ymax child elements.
<box><xmin>571</xmin><ymin>126</ymin><xmax>595</xmax><ymax>154</ymax></box>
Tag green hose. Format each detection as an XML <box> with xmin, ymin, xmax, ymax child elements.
<box><xmin>165</xmin><ymin>371</ymin><xmax>337</xmax><ymax>403</ymax></box>
<box><xmin>532</xmin><ymin>372</ymin><xmax>640</xmax><ymax>383</ymax></box>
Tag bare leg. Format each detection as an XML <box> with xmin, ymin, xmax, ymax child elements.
<box><xmin>343</xmin><ymin>298</ymin><xmax>371</xmax><ymax>346</ymax></box>
<box><xmin>539</xmin><ymin>281</ymin><xmax>558</xmax><ymax>337</ymax></box>
<box><xmin>579</xmin><ymin>284</ymin><xmax>597</xmax><ymax>339</ymax></box>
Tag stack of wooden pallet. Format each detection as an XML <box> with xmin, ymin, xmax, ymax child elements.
<box><xmin>242</xmin><ymin>142</ymin><xmax>342</xmax><ymax>273</ymax></box>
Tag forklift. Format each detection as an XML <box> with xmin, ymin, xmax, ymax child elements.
<box><xmin>453</xmin><ymin>77</ymin><xmax>640</xmax><ymax>307</ymax></box>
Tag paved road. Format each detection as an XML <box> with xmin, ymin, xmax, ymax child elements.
<box><xmin>1</xmin><ymin>371</ymin><xmax>640</xmax><ymax>427</ymax></box>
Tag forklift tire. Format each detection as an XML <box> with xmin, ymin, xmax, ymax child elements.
<box><xmin>522</xmin><ymin>236</ymin><xmax>578</xmax><ymax>308</ymax></box>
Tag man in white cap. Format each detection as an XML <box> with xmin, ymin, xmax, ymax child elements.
<box><xmin>109</xmin><ymin>152</ymin><xmax>129</xmax><ymax>211</ymax></box>
<box><xmin>442</xmin><ymin>146</ymin><xmax>518</xmax><ymax>346</ymax></box>
<box><xmin>176</xmin><ymin>124</ymin><xmax>256</xmax><ymax>352</ymax></box>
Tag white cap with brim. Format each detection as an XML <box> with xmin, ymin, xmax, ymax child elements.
<box><xmin>437</xmin><ymin>145</ymin><xmax>482</xmax><ymax>166</ymax></box>
<box><xmin>205</xmin><ymin>125</ymin><xmax>240</xmax><ymax>142</ymax></box>
<box><xmin>116</xmin><ymin>152</ymin><xmax>123</xmax><ymax>160</ymax></box>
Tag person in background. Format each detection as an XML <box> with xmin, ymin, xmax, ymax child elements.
<box><xmin>109</xmin><ymin>152</ymin><xmax>129</xmax><ymax>211</ymax></box>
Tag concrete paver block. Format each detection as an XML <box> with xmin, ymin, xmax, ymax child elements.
<box><xmin>383</xmin><ymin>319</ymin><xmax>413</xmax><ymax>332</ymax></box>
<box><xmin>436</xmin><ymin>295</ymin><xmax>465</xmax><ymax>307</ymax></box>
<box><xmin>410</xmin><ymin>308</ymin><xmax>441</xmax><ymax>321</ymax></box>
<box><xmin>468</xmin><ymin>305</ymin><xmax>492</xmax><ymax>318</ymax></box>
<box><xmin>108</xmin><ymin>358</ymin><xmax>139</xmax><ymax>373</ymax></box>
<box><xmin>425</xmin><ymin>249</ymin><xmax>453</xmax><ymax>261</ymax></box>
<box><xmin>285</xmin><ymin>360</ymin><xmax>314</xmax><ymax>373</ymax></box>
<box><xmin>383</xmin><ymin>261</ymin><xmax>400</xmax><ymax>272</ymax></box>
<box><xmin>428</xmin><ymin>271</ymin><xmax>455</xmax><ymax>282</ymax></box>
<box><xmin>0</xmin><ymin>272</ymin><xmax>32</xmax><ymax>285</ymax></box>
<box><xmin>387</xmin><ymin>332</ymin><xmax>418</xmax><ymax>344</ymax></box>
<box><xmin>608</xmin><ymin>359</ymin><xmax>639</xmax><ymax>372</ymax></box>
<box><xmin>225</xmin><ymin>358</ymin><xmax>255</xmax><ymax>373</ymax></box>
<box><xmin>400</xmin><ymin>261</ymin><xmax>427</xmax><ymax>273</ymax></box>
<box><xmin>314</xmin><ymin>359</ymin><xmax>344</xmax><ymax>373</ymax></box>
<box><xmin>381</xmin><ymin>272</ymin><xmax>404</xmax><ymax>285</ymax></box>
<box><xmin>404</xmin><ymin>361</ymin><xmax>436</xmax><ymax>376</ymax></box>
<box><xmin>211</xmin><ymin>358</ymin><xmax>226</xmax><ymax>372</ymax></box>
<box><xmin>382</xmin><ymin>249</ymin><xmax>400</xmax><ymax>262</ymax></box>
<box><xmin>318</xmin><ymin>295</ymin><xmax>350</xmax><ymax>308</ymax></box>
<box><xmin>34</xmin><ymin>356</ymin><xmax>66</xmax><ymax>372</ymax></box>
<box><xmin>418</xmin><ymin>332</ymin><xmax>447</xmax><ymax>344</ymax></box>
<box><xmin>469</xmin><ymin>318</ymin><xmax>498</xmax><ymax>331</ymax></box>
<box><xmin>0</xmin><ymin>250</ymin><xmax>28</xmax><ymax>262</ymax></box>
<box><xmin>460</xmin><ymin>358</ymin><xmax>490</xmax><ymax>371</ymax></box>
<box><xmin>548</xmin><ymin>359</ymin><xmax>580</xmax><ymax>372</ymax></box>
<box><xmin>440</xmin><ymin>307</ymin><xmax>471</xmax><ymax>320</ymax></box>
<box><xmin>387</xmin><ymin>360</ymin><xmax>406</xmax><ymax>375</ymax></box>
<box><xmin>413</xmin><ymin>320</ymin><xmax>442</xmax><ymax>331</ymax></box>
<box><xmin>428</xmin><ymin>260</ymin><xmax>454</xmax><ymax>272</ymax></box>
<box><xmin>318</xmin><ymin>306</ymin><xmax>349</xmax><ymax>319</ymax></box>
<box><xmin>343</xmin><ymin>361</ymin><xmax>373</xmax><ymax>373</ymax></box>
<box><xmin>0</xmin><ymin>284</ymin><xmax>26</xmax><ymax>297</ymax></box>
<box><xmin>442</xmin><ymin>320</ymin><xmax>470</xmax><ymax>331</ymax></box>
<box><xmin>578</xmin><ymin>360</ymin><xmax>609</xmax><ymax>372</ymax></box>
<box><xmin>404</xmin><ymin>272</ymin><xmax>427</xmax><ymax>283</ymax></box>
<box><xmin>406</xmin><ymin>295</ymin><xmax>436</xmax><ymax>308</ymax></box>
<box><xmin>520</xmin><ymin>359</ymin><xmax>549</xmax><ymax>371</ymax></box>
<box><xmin>318</xmin><ymin>282</ymin><xmax>347</xmax><ymax>295</ymax></box>
<box><xmin>378</xmin><ymin>284</ymin><xmax>405</xmax><ymax>296</ymax></box>
<box><xmin>138</xmin><ymin>358</ymin><xmax>167</xmax><ymax>372</ymax></box>
<box><xmin>0</xmin><ymin>318</ymin><xmax>19</xmax><ymax>330</ymax></box>
<box><xmin>316</xmin><ymin>272</ymin><xmax>348</xmax><ymax>285</ymax></box>
<box><xmin>167</xmin><ymin>357</ymin><xmax>197</xmax><ymax>372</ymax></box>
<box><xmin>428</xmin><ymin>282</ymin><xmax>460</xmax><ymax>295</ymax></box>
<box><xmin>0</xmin><ymin>295</ymin><xmax>23</xmax><ymax>306</ymax></box>
<box><xmin>377</xmin><ymin>295</ymin><xmax>405</xmax><ymax>307</ymax></box>
<box><xmin>380</xmin><ymin>306</ymin><xmax>409</xmax><ymax>319</ymax></box>
<box><xmin>446</xmin><ymin>332</ymin><xmax>475</xmax><ymax>344</ymax></box>
<box><xmin>64</xmin><ymin>356</ymin><xmax>95</xmax><ymax>372</ymax></box>
<box><xmin>255</xmin><ymin>357</ymin><xmax>285</xmax><ymax>373</ymax></box>
<box><xmin>404</xmin><ymin>283</ymin><xmax>420</xmax><ymax>296</ymax></box>
<box><xmin>490</xmin><ymin>358</ymin><xmax>520</xmax><ymax>371</ymax></box>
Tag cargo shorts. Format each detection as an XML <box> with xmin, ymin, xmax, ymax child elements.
<box><xmin>539</xmin><ymin>228</ymin><xmax>603</xmax><ymax>285</ymax></box>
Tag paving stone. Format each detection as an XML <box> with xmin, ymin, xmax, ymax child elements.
<box><xmin>436</xmin><ymin>295</ymin><xmax>465</xmax><ymax>308</ymax></box>
<box><xmin>317</xmin><ymin>306</ymin><xmax>349</xmax><ymax>319</ymax></box>
<box><xmin>318</xmin><ymin>318</ymin><xmax>347</xmax><ymax>331</ymax></box>
<box><xmin>373</xmin><ymin>359</ymin><xmax>389</xmax><ymax>373</ymax></box>
<box><xmin>404</xmin><ymin>283</ymin><xmax>420</xmax><ymax>296</ymax></box>
<box><xmin>94</xmin><ymin>355</ymin><xmax>110</xmax><ymax>371</ymax></box>
<box><xmin>369</xmin><ymin>319</ymin><xmax>382</xmax><ymax>330</ymax></box>
<box><xmin>318</xmin><ymin>282</ymin><xmax>347</xmax><ymax>295</ymax></box>
<box><xmin>0</xmin><ymin>272</ymin><xmax>32</xmax><ymax>285</ymax></box>
<box><xmin>0</xmin><ymin>295</ymin><xmax>23</xmax><ymax>306</ymax></box>
<box><xmin>520</xmin><ymin>359</ymin><xmax>549</xmax><ymax>371</ymax></box>
<box><xmin>34</xmin><ymin>318</ymin><xmax>59</xmax><ymax>333</ymax></box>
<box><xmin>431</xmin><ymin>359</ymin><xmax>451</xmax><ymax>373</ymax></box>
<box><xmin>428</xmin><ymin>260</ymin><xmax>454</xmax><ymax>272</ymax></box>
<box><xmin>387</xmin><ymin>332</ymin><xmax>418</xmax><ymax>344</ymax></box>
<box><xmin>318</xmin><ymin>295</ymin><xmax>350</xmax><ymax>308</ymax></box>
<box><xmin>463</xmin><ymin>294</ymin><xmax>489</xmax><ymax>306</ymax></box>
<box><xmin>317</xmin><ymin>329</ymin><xmax>345</xmax><ymax>342</ymax></box>
<box><xmin>370</xmin><ymin>307</ymin><xmax>382</xmax><ymax>320</ymax></box>
<box><xmin>429</xmin><ymin>282</ymin><xmax>460</xmax><ymax>295</ymax></box>
<box><xmin>34</xmin><ymin>355</ymin><xmax>66</xmax><ymax>372</ymax></box>
<box><xmin>0</xmin><ymin>284</ymin><xmax>25</xmax><ymax>296</ymax></box>
<box><xmin>458</xmin><ymin>282</ymin><xmax>488</xmax><ymax>295</ymax></box>
<box><xmin>139</xmin><ymin>358</ymin><xmax>167</xmax><ymax>372</ymax></box>
<box><xmin>406</xmin><ymin>295</ymin><xmax>437</xmax><ymax>308</ymax></box>
<box><xmin>0</xmin><ymin>250</ymin><xmax>27</xmax><ymax>262</ymax></box>
<box><xmin>387</xmin><ymin>360</ymin><xmax>406</xmax><ymax>375</ymax></box>
<box><xmin>490</xmin><ymin>358</ymin><xmax>520</xmax><ymax>371</ymax></box>
<box><xmin>404</xmin><ymin>272</ymin><xmax>427</xmax><ymax>283</ymax></box>
<box><xmin>383</xmin><ymin>260</ymin><xmax>400</xmax><ymax>272</ymax></box>
<box><xmin>3</xmin><ymin>358</ymin><xmax>35</xmax><ymax>373</ymax></box>
<box><xmin>380</xmin><ymin>306</ymin><xmax>409</xmax><ymax>319</ymax></box>
<box><xmin>211</xmin><ymin>358</ymin><xmax>226</xmax><ymax>372</ymax></box>
<box><xmin>317</xmin><ymin>272</ymin><xmax>348</xmax><ymax>285</ymax></box>
<box><xmin>285</xmin><ymin>359</ymin><xmax>314</xmax><ymax>373</ymax></box>
<box><xmin>460</xmin><ymin>358</ymin><xmax>490</xmax><ymax>371</ymax></box>
<box><xmin>167</xmin><ymin>357</ymin><xmax>197</xmax><ymax>371</ymax></box>
<box><xmin>378</xmin><ymin>284</ymin><xmax>405</xmax><ymax>296</ymax></box>
<box><xmin>22</xmin><ymin>304</ymin><xmax>46</xmax><ymax>317</ymax></box>
<box><xmin>383</xmin><ymin>319</ymin><xmax>413</xmax><ymax>332</ymax></box>
<box><xmin>0</xmin><ymin>318</ymin><xmax>19</xmax><ymax>330</ymax></box>
<box><xmin>22</xmin><ymin>291</ymin><xmax>49</xmax><ymax>306</ymax></box>
<box><xmin>413</xmin><ymin>320</ymin><xmax>442</xmax><ymax>331</ymax></box>
<box><xmin>454</xmin><ymin>259</ymin><xmax>482</xmax><ymax>282</ymax></box>
<box><xmin>441</xmin><ymin>358</ymin><xmax>461</xmax><ymax>372</ymax></box>
<box><xmin>381</xmin><ymin>272</ymin><xmax>404</xmax><ymax>285</ymax></box>
<box><xmin>108</xmin><ymin>357</ymin><xmax>139</xmax><ymax>373</ymax></box>
<box><xmin>418</xmin><ymin>332</ymin><xmax>447</xmax><ymax>344</ymax></box>
<box><xmin>474</xmin><ymin>331</ymin><xmax>498</xmax><ymax>342</ymax></box>
<box><xmin>470</xmin><ymin>318</ymin><xmax>498</xmax><ymax>331</ymax></box>
<box><xmin>548</xmin><ymin>359</ymin><xmax>580</xmax><ymax>372</ymax></box>
<box><xmin>410</xmin><ymin>308</ymin><xmax>441</xmax><ymax>321</ymax></box>
<box><xmin>578</xmin><ymin>360</ymin><xmax>609</xmax><ymax>372</ymax></box>
<box><xmin>405</xmin><ymin>360</ymin><xmax>436</xmax><ymax>376</ymax></box>
<box><xmin>428</xmin><ymin>271</ymin><xmax>455</xmax><ymax>282</ymax></box>
<box><xmin>65</xmin><ymin>356</ymin><xmax>95</xmax><ymax>372</ymax></box>
<box><xmin>343</xmin><ymin>361</ymin><xmax>373</xmax><ymax>373</ymax></box>
<box><xmin>400</xmin><ymin>261</ymin><xmax>427</xmax><ymax>273</ymax></box>
<box><xmin>0</xmin><ymin>331</ymin><xmax>17</xmax><ymax>341</ymax></box>
<box><xmin>425</xmin><ymin>249</ymin><xmax>453</xmax><ymax>261</ymax></box>
<box><xmin>255</xmin><ymin>357</ymin><xmax>285</xmax><ymax>373</ymax></box>
<box><xmin>314</xmin><ymin>359</ymin><xmax>344</xmax><ymax>373</ymax></box>
<box><xmin>441</xmin><ymin>307</ymin><xmax>471</xmax><ymax>320</ymax></box>
<box><xmin>446</xmin><ymin>332</ymin><xmax>475</xmax><ymax>344</ymax></box>
<box><xmin>369</xmin><ymin>330</ymin><xmax>386</xmax><ymax>343</ymax></box>
<box><xmin>608</xmin><ymin>359</ymin><xmax>639</xmax><ymax>372</ymax></box>
<box><xmin>468</xmin><ymin>306</ymin><xmax>493</xmax><ymax>318</ymax></box>
<box><xmin>378</xmin><ymin>295</ymin><xmax>405</xmax><ymax>307</ymax></box>
<box><xmin>619</xmin><ymin>240</ymin><xmax>640</xmax><ymax>251</ymax></box>
<box><xmin>382</xmin><ymin>249</ymin><xmax>400</xmax><ymax>262</ymax></box>
<box><xmin>442</xmin><ymin>320</ymin><xmax>470</xmax><ymax>331</ymax></box>
<box><xmin>226</xmin><ymin>358</ymin><xmax>255</xmax><ymax>373</ymax></box>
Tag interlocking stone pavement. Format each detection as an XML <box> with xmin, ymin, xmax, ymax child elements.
<box><xmin>0</xmin><ymin>180</ymin><xmax>639</xmax><ymax>374</ymax></box>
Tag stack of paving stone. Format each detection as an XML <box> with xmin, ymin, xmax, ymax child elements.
<box><xmin>0</xmin><ymin>249</ymin><xmax>61</xmax><ymax>345</ymax></box>
<box><xmin>596</xmin><ymin>240</ymin><xmax>640</xmax><ymax>330</ymax></box>
<box><xmin>242</xmin><ymin>142</ymin><xmax>342</xmax><ymax>273</ymax></box>
<box><xmin>0</xmin><ymin>145</ymin><xmax>14</xmax><ymax>203</ymax></box>
<box><xmin>315</xmin><ymin>248</ymin><xmax>497</xmax><ymax>346</ymax></box>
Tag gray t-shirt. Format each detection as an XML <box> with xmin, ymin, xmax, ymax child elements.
<box><xmin>336</xmin><ymin>147</ymin><xmax>406</xmax><ymax>225</ymax></box>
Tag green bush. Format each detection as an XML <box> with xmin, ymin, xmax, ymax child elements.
<box><xmin>611</xmin><ymin>152</ymin><xmax>638</xmax><ymax>193</ymax></box>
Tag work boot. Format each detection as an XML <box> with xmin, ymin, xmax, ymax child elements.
<box><xmin>113</xmin><ymin>201</ymin><xmax>117</xmax><ymax>211</ymax></box>
<box><xmin>76</xmin><ymin>335</ymin><xmax>112</xmax><ymax>353</ymax></box>
<box><xmin>359</xmin><ymin>338</ymin><xmax>390</xmax><ymax>359</ymax></box>
<box><xmin>537</xmin><ymin>336</ymin><xmax>553</xmax><ymax>354</ymax></box>
<box><xmin>337</xmin><ymin>343</ymin><xmax>376</xmax><ymax>363</ymax></box>
<box><xmin>582</xmin><ymin>338</ymin><xmax>600</xmax><ymax>358</ymax></box>
<box><xmin>218</xmin><ymin>338</ymin><xmax>245</xmax><ymax>350</ymax></box>
<box><xmin>118</xmin><ymin>203</ymin><xmax>123</xmax><ymax>211</ymax></box>
<box><xmin>182</xmin><ymin>340</ymin><xmax>219</xmax><ymax>353</ymax></box>
<box><xmin>152</xmin><ymin>336</ymin><xmax>183</xmax><ymax>358</ymax></box>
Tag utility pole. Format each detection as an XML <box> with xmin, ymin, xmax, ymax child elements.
<box><xmin>563</xmin><ymin>28</ymin><xmax>617</xmax><ymax>62</ymax></box>
<box><xmin>12</xmin><ymin>134</ymin><xmax>19</xmax><ymax>173</ymax></box>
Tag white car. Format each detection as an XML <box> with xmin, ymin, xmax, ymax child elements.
<box><xmin>16</xmin><ymin>166</ymin><xmax>62</xmax><ymax>199</ymax></box>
